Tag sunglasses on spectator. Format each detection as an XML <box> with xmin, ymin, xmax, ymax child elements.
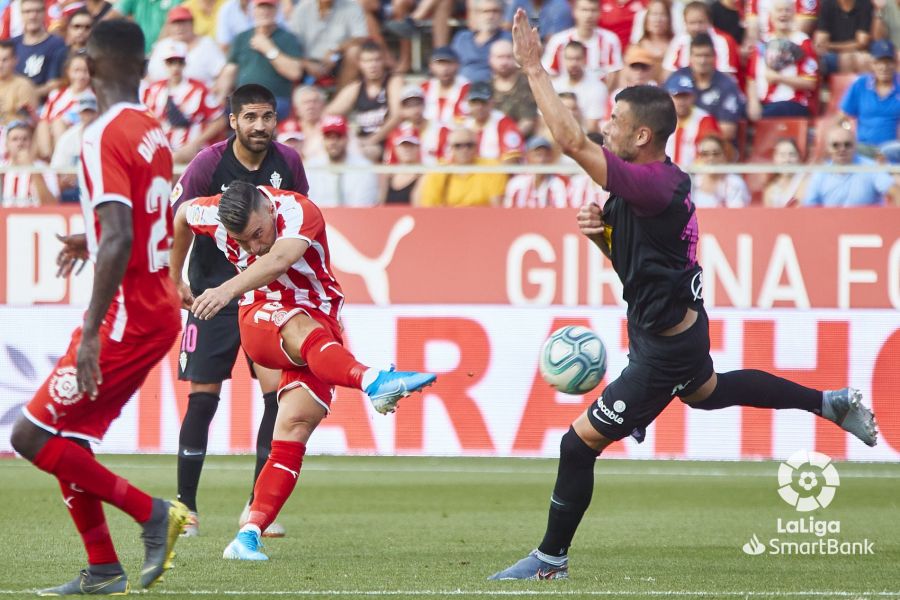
<box><xmin>830</xmin><ymin>141</ymin><xmax>853</xmax><ymax>149</ymax></box>
<box><xmin>451</xmin><ymin>142</ymin><xmax>477</xmax><ymax>149</ymax></box>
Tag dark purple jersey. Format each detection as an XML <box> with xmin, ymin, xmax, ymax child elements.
<box><xmin>171</xmin><ymin>137</ymin><xmax>308</xmax><ymax>303</ymax></box>
<box><xmin>600</xmin><ymin>147</ymin><xmax>703</xmax><ymax>333</ymax></box>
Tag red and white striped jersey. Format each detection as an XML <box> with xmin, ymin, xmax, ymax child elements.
<box><xmin>0</xmin><ymin>159</ymin><xmax>59</xmax><ymax>207</ymax></box>
<box><xmin>503</xmin><ymin>174</ymin><xmax>571</xmax><ymax>207</ymax></box>
<box><xmin>383</xmin><ymin>119</ymin><xmax>450</xmax><ymax>165</ymax></box>
<box><xmin>542</xmin><ymin>27</ymin><xmax>624</xmax><ymax>81</ymax></box>
<box><xmin>462</xmin><ymin>110</ymin><xmax>524</xmax><ymax>162</ymax></box>
<box><xmin>665</xmin><ymin>106</ymin><xmax>720</xmax><ymax>166</ymax></box>
<box><xmin>747</xmin><ymin>33</ymin><xmax>818</xmax><ymax>106</ymax></box>
<box><xmin>79</xmin><ymin>103</ymin><xmax>181</xmax><ymax>343</ymax></box>
<box><xmin>184</xmin><ymin>186</ymin><xmax>345</xmax><ymax>320</ymax></box>
<box><xmin>745</xmin><ymin>0</ymin><xmax>818</xmax><ymax>41</ymax></box>
<box><xmin>567</xmin><ymin>173</ymin><xmax>611</xmax><ymax>207</ymax></box>
<box><xmin>40</xmin><ymin>85</ymin><xmax>91</xmax><ymax>123</ymax></box>
<box><xmin>421</xmin><ymin>77</ymin><xmax>470</xmax><ymax>125</ymax></box>
<box><xmin>142</xmin><ymin>78</ymin><xmax>221</xmax><ymax>150</ymax></box>
<box><xmin>663</xmin><ymin>28</ymin><xmax>740</xmax><ymax>74</ymax></box>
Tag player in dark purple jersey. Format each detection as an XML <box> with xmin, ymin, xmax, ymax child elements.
<box><xmin>169</xmin><ymin>83</ymin><xmax>308</xmax><ymax>538</ymax></box>
<box><xmin>489</xmin><ymin>9</ymin><xmax>880</xmax><ymax>581</ymax></box>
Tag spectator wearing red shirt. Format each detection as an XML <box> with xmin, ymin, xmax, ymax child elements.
<box><xmin>384</xmin><ymin>85</ymin><xmax>449</xmax><ymax>165</ymax></box>
<box><xmin>600</xmin><ymin>0</ymin><xmax>648</xmax><ymax>50</ymax></box>
<box><xmin>421</xmin><ymin>46</ymin><xmax>470</xmax><ymax>125</ymax></box>
<box><xmin>664</xmin><ymin>74</ymin><xmax>721</xmax><ymax>165</ymax></box>
<box><xmin>461</xmin><ymin>80</ymin><xmax>524</xmax><ymax>163</ymax></box>
<box><xmin>503</xmin><ymin>136</ymin><xmax>570</xmax><ymax>207</ymax></box>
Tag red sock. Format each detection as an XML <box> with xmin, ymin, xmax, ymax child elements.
<box><xmin>34</xmin><ymin>437</ymin><xmax>153</xmax><ymax>523</ymax></box>
<box><xmin>299</xmin><ymin>328</ymin><xmax>367</xmax><ymax>389</ymax></box>
<box><xmin>247</xmin><ymin>440</ymin><xmax>306</xmax><ymax>532</ymax></box>
<box><xmin>58</xmin><ymin>478</ymin><xmax>119</xmax><ymax>566</ymax></box>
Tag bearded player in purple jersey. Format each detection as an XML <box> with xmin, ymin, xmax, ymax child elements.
<box><xmin>489</xmin><ymin>9</ymin><xmax>879</xmax><ymax>581</ymax></box>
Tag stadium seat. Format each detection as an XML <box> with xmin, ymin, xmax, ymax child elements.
<box><xmin>824</xmin><ymin>73</ymin><xmax>857</xmax><ymax>116</ymax></box>
<box><xmin>748</xmin><ymin>117</ymin><xmax>811</xmax><ymax>162</ymax></box>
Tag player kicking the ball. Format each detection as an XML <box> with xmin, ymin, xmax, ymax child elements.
<box><xmin>488</xmin><ymin>9</ymin><xmax>879</xmax><ymax>581</ymax></box>
<box><xmin>170</xmin><ymin>181</ymin><xmax>437</xmax><ymax>561</ymax></box>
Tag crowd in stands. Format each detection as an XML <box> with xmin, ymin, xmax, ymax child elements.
<box><xmin>1</xmin><ymin>0</ymin><xmax>899</xmax><ymax>208</ymax></box>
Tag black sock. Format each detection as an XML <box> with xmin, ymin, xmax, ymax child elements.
<box><xmin>177</xmin><ymin>392</ymin><xmax>219</xmax><ymax>512</ymax></box>
<box><xmin>691</xmin><ymin>370</ymin><xmax>823</xmax><ymax>415</ymax></box>
<box><xmin>537</xmin><ymin>427</ymin><xmax>600</xmax><ymax>558</ymax></box>
<box><xmin>249</xmin><ymin>391</ymin><xmax>278</xmax><ymax>503</ymax></box>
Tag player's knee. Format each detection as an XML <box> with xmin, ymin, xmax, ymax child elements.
<box><xmin>274</xmin><ymin>409</ymin><xmax>323</xmax><ymax>443</ymax></box>
<box><xmin>185</xmin><ymin>392</ymin><xmax>219</xmax><ymax>423</ymax></box>
<box><xmin>9</xmin><ymin>417</ymin><xmax>49</xmax><ymax>461</ymax></box>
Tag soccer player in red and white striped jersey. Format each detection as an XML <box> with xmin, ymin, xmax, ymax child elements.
<box><xmin>11</xmin><ymin>20</ymin><xmax>189</xmax><ymax>596</ymax></box>
<box><xmin>171</xmin><ymin>182</ymin><xmax>437</xmax><ymax>561</ymax></box>
<box><xmin>542</xmin><ymin>0</ymin><xmax>624</xmax><ymax>81</ymax></box>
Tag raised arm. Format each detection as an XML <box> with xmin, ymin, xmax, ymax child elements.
<box><xmin>511</xmin><ymin>9</ymin><xmax>609</xmax><ymax>188</ymax></box>
<box><xmin>170</xmin><ymin>202</ymin><xmax>197</xmax><ymax>308</ymax></box>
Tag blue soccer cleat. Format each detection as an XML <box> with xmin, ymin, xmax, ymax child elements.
<box><xmin>223</xmin><ymin>529</ymin><xmax>269</xmax><ymax>561</ymax></box>
<box><xmin>488</xmin><ymin>550</ymin><xmax>569</xmax><ymax>580</ymax></box>
<box><xmin>365</xmin><ymin>367</ymin><xmax>436</xmax><ymax>415</ymax></box>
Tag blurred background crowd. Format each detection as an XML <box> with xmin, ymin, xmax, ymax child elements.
<box><xmin>0</xmin><ymin>0</ymin><xmax>899</xmax><ymax>208</ymax></box>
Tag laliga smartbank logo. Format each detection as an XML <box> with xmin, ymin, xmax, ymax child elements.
<box><xmin>741</xmin><ymin>450</ymin><xmax>874</xmax><ymax>557</ymax></box>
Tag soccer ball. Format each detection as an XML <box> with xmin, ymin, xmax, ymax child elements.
<box><xmin>539</xmin><ymin>326</ymin><xmax>607</xmax><ymax>395</ymax></box>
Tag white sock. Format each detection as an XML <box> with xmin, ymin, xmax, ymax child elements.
<box><xmin>240</xmin><ymin>524</ymin><xmax>261</xmax><ymax>536</ymax></box>
<box><xmin>534</xmin><ymin>549</ymin><xmax>567</xmax><ymax>566</ymax></box>
<box><xmin>360</xmin><ymin>368</ymin><xmax>379</xmax><ymax>391</ymax></box>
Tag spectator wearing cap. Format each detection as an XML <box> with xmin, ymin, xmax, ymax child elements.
<box><xmin>503</xmin><ymin>136</ymin><xmax>570</xmax><ymax>207</ymax></box>
<box><xmin>601</xmin><ymin>45</ymin><xmax>658</xmax><ymax>124</ymax></box>
<box><xmin>663</xmin><ymin>1</ymin><xmax>740</xmax><ymax>76</ymax></box>
<box><xmin>383</xmin><ymin>85</ymin><xmax>449</xmax><ymax>164</ymax></box>
<box><xmin>461</xmin><ymin>80</ymin><xmax>524</xmax><ymax>163</ymax></box>
<box><xmin>664</xmin><ymin>74</ymin><xmax>721</xmax><ymax>165</ymax></box>
<box><xmin>542</xmin><ymin>0</ymin><xmax>624</xmax><ymax>81</ymax></box>
<box><xmin>1</xmin><ymin>121</ymin><xmax>58</xmax><ymax>206</ymax></box>
<box><xmin>11</xmin><ymin>0</ymin><xmax>67</xmax><ymax>100</ymax></box>
<box><xmin>287</xmin><ymin>0</ymin><xmax>368</xmax><ymax>89</ymax></box>
<box><xmin>106</xmin><ymin>0</ymin><xmax>181</xmax><ymax>53</ymax></box>
<box><xmin>143</xmin><ymin>39</ymin><xmax>226</xmax><ymax>164</ymax></box>
<box><xmin>305</xmin><ymin>115</ymin><xmax>379</xmax><ymax>207</ymax></box>
<box><xmin>451</xmin><ymin>0</ymin><xmax>512</xmax><ymax>82</ymax></box>
<box><xmin>325</xmin><ymin>40</ymin><xmax>404</xmax><ymax>163</ymax></box>
<box><xmin>278</xmin><ymin>85</ymin><xmax>328</xmax><ymax>160</ymax></box>
<box><xmin>418</xmin><ymin>126</ymin><xmax>508</xmax><ymax>206</ymax></box>
<box><xmin>669</xmin><ymin>32</ymin><xmax>745</xmax><ymax>140</ymax></box>
<box><xmin>0</xmin><ymin>40</ymin><xmax>36</xmax><ymax>131</ymax></box>
<box><xmin>34</xmin><ymin>50</ymin><xmax>90</xmax><ymax>159</ymax></box>
<box><xmin>181</xmin><ymin>0</ymin><xmax>228</xmax><ymax>39</ymax></box>
<box><xmin>552</xmin><ymin>40</ymin><xmax>609</xmax><ymax>133</ymax></box>
<box><xmin>216</xmin><ymin>0</ymin><xmax>302</xmax><ymax>120</ymax></box>
<box><xmin>50</xmin><ymin>91</ymin><xmax>97</xmax><ymax>201</ymax></box>
<box><xmin>815</xmin><ymin>0</ymin><xmax>874</xmax><ymax>74</ymax></box>
<box><xmin>421</xmin><ymin>46</ymin><xmax>471</xmax><ymax>125</ymax></box>
<box><xmin>379</xmin><ymin>123</ymin><xmax>423</xmax><ymax>204</ymax></box>
<box><xmin>62</xmin><ymin>7</ymin><xmax>92</xmax><ymax>51</ymax></box>
<box><xmin>490</xmin><ymin>40</ymin><xmax>538</xmax><ymax>137</ymax></box>
<box><xmin>804</xmin><ymin>123</ymin><xmax>900</xmax><ymax>205</ymax></box>
<box><xmin>747</xmin><ymin>0</ymin><xmax>818</xmax><ymax>120</ymax></box>
<box><xmin>147</xmin><ymin>5</ymin><xmax>226</xmax><ymax>87</ymax></box>
<box><xmin>502</xmin><ymin>0</ymin><xmax>573</xmax><ymax>40</ymax></box>
<box><xmin>839</xmin><ymin>39</ymin><xmax>900</xmax><ymax>156</ymax></box>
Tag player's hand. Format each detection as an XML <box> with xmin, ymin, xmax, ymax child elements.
<box><xmin>175</xmin><ymin>279</ymin><xmax>195</xmax><ymax>310</ymax></box>
<box><xmin>511</xmin><ymin>8</ymin><xmax>543</xmax><ymax>75</ymax></box>
<box><xmin>577</xmin><ymin>202</ymin><xmax>605</xmax><ymax>236</ymax></box>
<box><xmin>56</xmin><ymin>233</ymin><xmax>89</xmax><ymax>278</ymax></box>
<box><xmin>191</xmin><ymin>285</ymin><xmax>233</xmax><ymax>321</ymax></box>
<box><xmin>75</xmin><ymin>332</ymin><xmax>102</xmax><ymax>399</ymax></box>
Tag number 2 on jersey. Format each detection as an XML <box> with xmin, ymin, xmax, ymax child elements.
<box><xmin>146</xmin><ymin>176</ymin><xmax>172</xmax><ymax>273</ymax></box>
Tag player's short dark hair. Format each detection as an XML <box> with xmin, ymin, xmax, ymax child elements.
<box><xmin>683</xmin><ymin>0</ymin><xmax>710</xmax><ymax>18</ymax></box>
<box><xmin>219</xmin><ymin>181</ymin><xmax>264</xmax><ymax>233</ymax></box>
<box><xmin>88</xmin><ymin>19</ymin><xmax>145</xmax><ymax>64</ymax></box>
<box><xmin>230</xmin><ymin>84</ymin><xmax>276</xmax><ymax>116</ymax></box>
<box><xmin>564</xmin><ymin>40</ymin><xmax>587</xmax><ymax>56</ymax></box>
<box><xmin>690</xmin><ymin>32</ymin><xmax>715</xmax><ymax>51</ymax></box>
<box><xmin>360</xmin><ymin>39</ymin><xmax>382</xmax><ymax>55</ymax></box>
<box><xmin>0</xmin><ymin>39</ymin><xmax>16</xmax><ymax>55</ymax></box>
<box><xmin>615</xmin><ymin>85</ymin><xmax>676</xmax><ymax>149</ymax></box>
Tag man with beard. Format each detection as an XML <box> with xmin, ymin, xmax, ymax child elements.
<box><xmin>169</xmin><ymin>83</ymin><xmax>308</xmax><ymax>538</ymax></box>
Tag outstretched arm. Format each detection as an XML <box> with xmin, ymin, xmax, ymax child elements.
<box><xmin>191</xmin><ymin>237</ymin><xmax>310</xmax><ymax>320</ymax></box>
<box><xmin>170</xmin><ymin>203</ymin><xmax>197</xmax><ymax>309</ymax></box>
<box><xmin>511</xmin><ymin>8</ymin><xmax>608</xmax><ymax>188</ymax></box>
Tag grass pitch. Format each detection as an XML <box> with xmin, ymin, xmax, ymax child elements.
<box><xmin>0</xmin><ymin>455</ymin><xmax>897</xmax><ymax>599</ymax></box>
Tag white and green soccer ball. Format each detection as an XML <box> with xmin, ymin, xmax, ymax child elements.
<box><xmin>539</xmin><ymin>326</ymin><xmax>607</xmax><ymax>395</ymax></box>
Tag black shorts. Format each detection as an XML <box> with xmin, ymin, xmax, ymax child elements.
<box><xmin>587</xmin><ymin>306</ymin><xmax>715</xmax><ymax>442</ymax></box>
<box><xmin>177</xmin><ymin>308</ymin><xmax>254</xmax><ymax>383</ymax></box>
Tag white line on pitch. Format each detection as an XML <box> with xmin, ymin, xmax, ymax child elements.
<box><xmin>0</xmin><ymin>591</ymin><xmax>898</xmax><ymax>597</ymax></box>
